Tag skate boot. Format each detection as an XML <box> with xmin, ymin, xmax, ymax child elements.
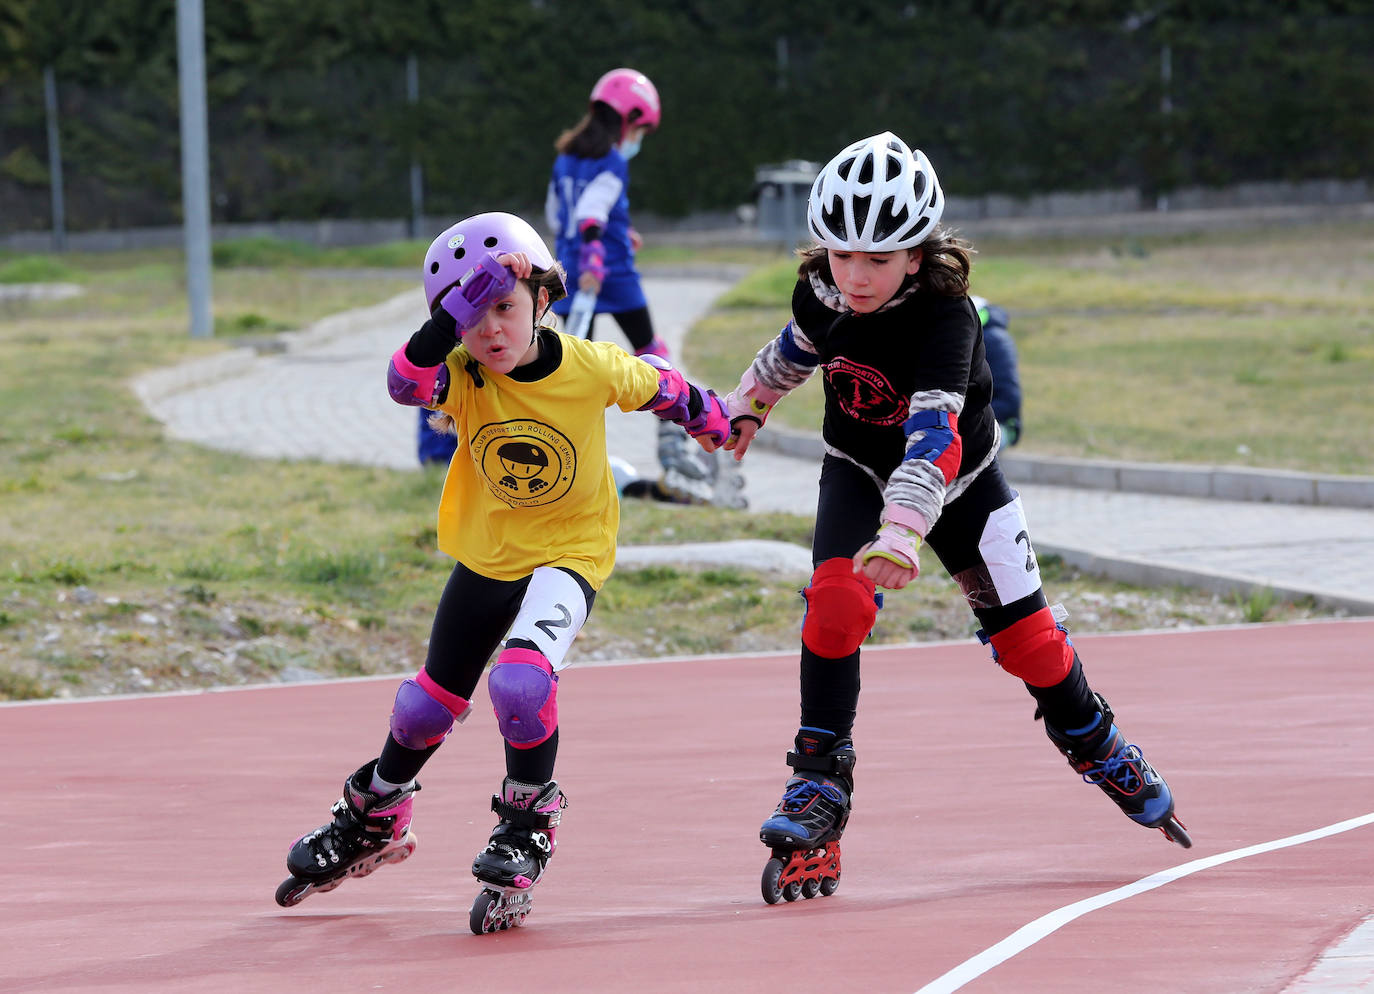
<box><xmin>758</xmin><ymin>730</ymin><xmax>854</xmax><ymax>904</ymax></box>
<box><xmin>656</xmin><ymin>421</ymin><xmax>715</xmax><ymax>504</ymax></box>
<box><xmin>656</xmin><ymin>421</ymin><xmax>749</xmax><ymax>509</ymax></box>
<box><xmin>469</xmin><ymin>777</ymin><xmax>567</xmax><ymax>934</ymax></box>
<box><xmin>1042</xmin><ymin>693</ymin><xmax>1192</xmax><ymax>848</ymax></box>
<box><xmin>275</xmin><ymin>760</ymin><xmax>419</xmax><ymax>907</ymax></box>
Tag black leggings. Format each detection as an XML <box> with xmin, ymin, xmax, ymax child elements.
<box><xmin>799</xmin><ymin>455</ymin><xmax>1064</xmax><ymax>738</ymax></box>
<box><xmin>377</xmin><ymin>562</ymin><xmax>595</xmax><ymax>786</ymax></box>
<box><xmin>588</xmin><ymin>306</ymin><xmax>656</xmax><ymax>353</ymax></box>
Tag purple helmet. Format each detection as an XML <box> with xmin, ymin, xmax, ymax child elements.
<box><xmin>422</xmin><ymin>212</ymin><xmax>564</xmax><ymax>312</ymax></box>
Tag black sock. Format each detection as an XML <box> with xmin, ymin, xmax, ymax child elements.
<box><xmin>504</xmin><ymin>728</ymin><xmax>559</xmax><ymax>785</ymax></box>
<box><xmin>1024</xmin><ymin>655</ymin><xmax>1098</xmax><ymax>735</ymax></box>
<box><xmin>798</xmin><ymin>649</ymin><xmax>860</xmax><ymax>740</ymax></box>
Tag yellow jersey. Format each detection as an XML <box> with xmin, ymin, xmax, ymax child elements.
<box><xmin>433</xmin><ymin>331</ymin><xmax>658</xmax><ymax>589</ymax></box>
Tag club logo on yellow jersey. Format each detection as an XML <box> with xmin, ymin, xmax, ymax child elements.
<box><xmin>472</xmin><ymin>419</ymin><xmax>577</xmax><ymax>507</ymax></box>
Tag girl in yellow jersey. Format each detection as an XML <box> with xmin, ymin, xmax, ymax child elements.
<box><xmin>276</xmin><ymin>212</ymin><xmax>728</xmax><ymax>933</ymax></box>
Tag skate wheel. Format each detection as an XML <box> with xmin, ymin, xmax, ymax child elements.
<box><xmin>470</xmin><ymin>889</ymin><xmax>499</xmax><ymax>935</ymax></box>
<box><xmin>781</xmin><ymin>880</ymin><xmax>803</xmax><ymax>902</ymax></box>
<box><xmin>819</xmin><ymin>873</ymin><xmax>840</xmax><ymax>897</ymax></box>
<box><xmin>761</xmin><ymin>857</ymin><xmax>786</xmax><ymax>905</ymax></box>
<box><xmin>801</xmin><ymin>878</ymin><xmax>821</xmax><ymax>899</ymax></box>
<box><xmin>275</xmin><ymin>876</ymin><xmax>311</xmax><ymax>908</ymax></box>
<box><xmin>1161</xmin><ymin>815</ymin><xmax>1193</xmax><ymax>849</ymax></box>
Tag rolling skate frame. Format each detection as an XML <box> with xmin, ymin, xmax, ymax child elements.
<box><xmin>274</xmin><ymin>832</ymin><xmax>418</xmax><ymax>908</ymax></box>
<box><xmin>470</xmin><ymin>884</ymin><xmax>536</xmax><ymax>934</ymax></box>
<box><xmin>761</xmin><ymin>842</ymin><xmax>842</xmax><ymax>904</ymax></box>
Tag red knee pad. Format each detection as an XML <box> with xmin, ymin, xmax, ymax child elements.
<box><xmin>988</xmin><ymin>607</ymin><xmax>1074</xmax><ymax>686</ymax></box>
<box><xmin>802</xmin><ymin>558</ymin><xmax>878</xmax><ymax>659</ymax></box>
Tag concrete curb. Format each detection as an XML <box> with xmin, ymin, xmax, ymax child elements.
<box><xmin>1037</xmin><ymin>541</ymin><xmax>1374</xmax><ymax>616</ymax></box>
<box><xmin>748</xmin><ymin>425</ymin><xmax>1374</xmax><ymax>510</ymax></box>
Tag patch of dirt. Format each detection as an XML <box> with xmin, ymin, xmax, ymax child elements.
<box><xmin>0</xmin><ymin>564</ymin><xmax>1343</xmax><ymax>701</ymax></box>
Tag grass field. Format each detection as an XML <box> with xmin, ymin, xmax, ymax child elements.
<box><xmin>685</xmin><ymin>221</ymin><xmax>1374</xmax><ymax>475</ymax></box>
<box><xmin>1</xmin><ymin>225</ymin><xmax>1358</xmax><ymax>700</ymax></box>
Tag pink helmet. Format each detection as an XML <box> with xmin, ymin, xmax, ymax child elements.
<box><xmin>422</xmin><ymin>212</ymin><xmax>564</xmax><ymax>312</ymax></box>
<box><xmin>590</xmin><ymin>68</ymin><xmax>661</xmax><ymax>140</ymax></box>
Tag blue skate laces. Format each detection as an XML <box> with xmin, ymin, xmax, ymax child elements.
<box><xmin>1083</xmin><ymin>741</ymin><xmax>1150</xmax><ymax>793</ymax></box>
<box><xmin>781</xmin><ymin>777</ymin><xmax>846</xmax><ymax>810</ymax></box>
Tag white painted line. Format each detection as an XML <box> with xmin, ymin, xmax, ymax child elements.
<box><xmin>914</xmin><ymin>811</ymin><xmax>1374</xmax><ymax>994</ymax></box>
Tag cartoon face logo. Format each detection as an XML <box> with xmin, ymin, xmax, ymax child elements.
<box><xmin>496</xmin><ymin>441</ymin><xmax>549</xmax><ymax>490</ymax></box>
<box><xmin>825</xmin><ymin>358</ymin><xmax>907</xmax><ymax>426</ymax></box>
<box><xmin>472</xmin><ymin>420</ymin><xmax>576</xmax><ymax>507</ymax></box>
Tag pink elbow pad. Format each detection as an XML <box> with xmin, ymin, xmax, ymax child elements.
<box><xmin>388</xmin><ymin>345</ymin><xmax>449</xmax><ymax>407</ymax></box>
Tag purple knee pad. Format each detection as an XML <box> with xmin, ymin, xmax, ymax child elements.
<box><xmin>488</xmin><ymin>647</ymin><xmax>558</xmax><ymax>749</ymax></box>
<box><xmin>390</xmin><ymin>670</ymin><xmax>472</xmax><ymax>749</ymax></box>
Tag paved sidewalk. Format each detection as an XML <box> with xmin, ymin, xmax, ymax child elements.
<box><xmin>132</xmin><ymin>275</ymin><xmax>1374</xmax><ymax>614</ymax></box>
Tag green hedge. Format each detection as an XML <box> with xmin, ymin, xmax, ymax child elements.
<box><xmin>1</xmin><ymin>1</ymin><xmax>1370</xmax><ymax>232</ymax></box>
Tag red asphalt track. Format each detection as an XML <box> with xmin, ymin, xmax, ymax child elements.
<box><xmin>6</xmin><ymin>618</ymin><xmax>1373</xmax><ymax>994</ymax></box>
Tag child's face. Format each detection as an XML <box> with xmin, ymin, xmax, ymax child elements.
<box><xmin>463</xmin><ymin>283</ymin><xmax>548</xmax><ymax>374</ymax></box>
<box><xmin>827</xmin><ymin>248</ymin><xmax>923</xmax><ymax>313</ymax></box>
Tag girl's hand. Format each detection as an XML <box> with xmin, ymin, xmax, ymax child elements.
<box><xmin>724</xmin><ymin>419</ymin><xmax>760</xmax><ymax>459</ymax></box>
<box><xmin>853</xmin><ymin>543</ymin><xmax>919</xmax><ymax>589</ymax></box>
<box><xmin>496</xmin><ymin>252</ymin><xmax>533</xmax><ymax>280</ymax></box>
<box><xmin>629</xmin><ymin>227</ymin><xmax>643</xmax><ymax>251</ymax></box>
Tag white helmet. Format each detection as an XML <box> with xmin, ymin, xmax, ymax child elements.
<box><xmin>807</xmin><ymin>132</ymin><xmax>944</xmax><ymax>252</ymax></box>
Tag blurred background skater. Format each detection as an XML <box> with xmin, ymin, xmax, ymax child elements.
<box><xmin>971</xmin><ymin>295</ymin><xmax>1023</xmax><ymax>448</ymax></box>
<box><xmin>546</xmin><ymin>68</ymin><xmax>744</xmax><ymax>507</ymax></box>
<box><xmin>417</xmin><ymin>407</ymin><xmax>457</xmax><ymax>466</ymax></box>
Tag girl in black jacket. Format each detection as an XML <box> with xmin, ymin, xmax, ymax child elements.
<box><xmin>714</xmin><ymin>132</ymin><xmax>1189</xmax><ymax>904</ymax></box>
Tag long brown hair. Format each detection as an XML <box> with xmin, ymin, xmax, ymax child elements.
<box><xmin>555</xmin><ymin>102</ymin><xmax>623</xmax><ymax>159</ymax></box>
<box><xmin>797</xmin><ymin>223</ymin><xmax>975</xmax><ymax>298</ymax></box>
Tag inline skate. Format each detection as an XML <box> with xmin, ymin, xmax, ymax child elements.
<box><xmin>1042</xmin><ymin>693</ymin><xmax>1191</xmax><ymax>848</ymax></box>
<box><xmin>275</xmin><ymin>760</ymin><xmax>419</xmax><ymax>907</ymax></box>
<box><xmin>758</xmin><ymin>731</ymin><xmax>854</xmax><ymax>904</ymax></box>
<box><xmin>469</xmin><ymin>777</ymin><xmax>567</xmax><ymax>934</ymax></box>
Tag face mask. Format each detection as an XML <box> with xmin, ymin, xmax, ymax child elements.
<box><xmin>618</xmin><ymin>136</ymin><xmax>642</xmax><ymax>161</ymax></box>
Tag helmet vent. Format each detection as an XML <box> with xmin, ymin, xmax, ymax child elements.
<box><xmin>900</xmin><ymin>216</ymin><xmax>931</xmax><ymax>243</ymax></box>
<box><xmin>484</xmin><ymin>236</ymin><xmax>498</xmax><ymax>248</ymax></box>
<box><xmin>453</xmin><ymin>247</ymin><xmax>466</xmax><ymax>259</ymax></box>
<box><xmin>851</xmin><ymin>194</ymin><xmax>871</xmax><ymax>237</ymax></box>
<box><xmin>821</xmin><ymin>201</ymin><xmax>848</xmax><ymax>241</ymax></box>
<box><xmin>912</xmin><ymin>171</ymin><xmax>927</xmax><ymax>201</ymax></box>
<box><xmin>874</xmin><ymin>202</ymin><xmax>909</xmax><ymax>242</ymax></box>
<box><xmin>885</xmin><ymin>154</ymin><xmax>902</xmax><ymax>181</ymax></box>
<box><xmin>856</xmin><ymin>154</ymin><xmax>874</xmax><ymax>185</ymax></box>
<box><xmin>430</xmin><ymin>262</ymin><xmax>440</xmax><ymax>274</ymax></box>
<box><xmin>837</xmin><ymin>156</ymin><xmax>856</xmax><ymax>181</ymax></box>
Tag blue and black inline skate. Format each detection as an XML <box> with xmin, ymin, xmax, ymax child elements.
<box><xmin>1041</xmin><ymin>693</ymin><xmax>1191</xmax><ymax>848</ymax></box>
<box><xmin>758</xmin><ymin>730</ymin><xmax>854</xmax><ymax>904</ymax></box>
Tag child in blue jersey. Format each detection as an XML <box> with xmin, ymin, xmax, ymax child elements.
<box><xmin>545</xmin><ymin>68</ymin><xmax>735</xmax><ymax>504</ymax></box>
<box><xmin>709</xmin><ymin>133</ymin><xmax>1190</xmax><ymax>903</ymax></box>
<box><xmin>546</xmin><ymin>67</ymin><xmax>664</xmax><ymax>356</ymax></box>
<box><xmin>275</xmin><ymin>212</ymin><xmax>729</xmax><ymax>932</ymax></box>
